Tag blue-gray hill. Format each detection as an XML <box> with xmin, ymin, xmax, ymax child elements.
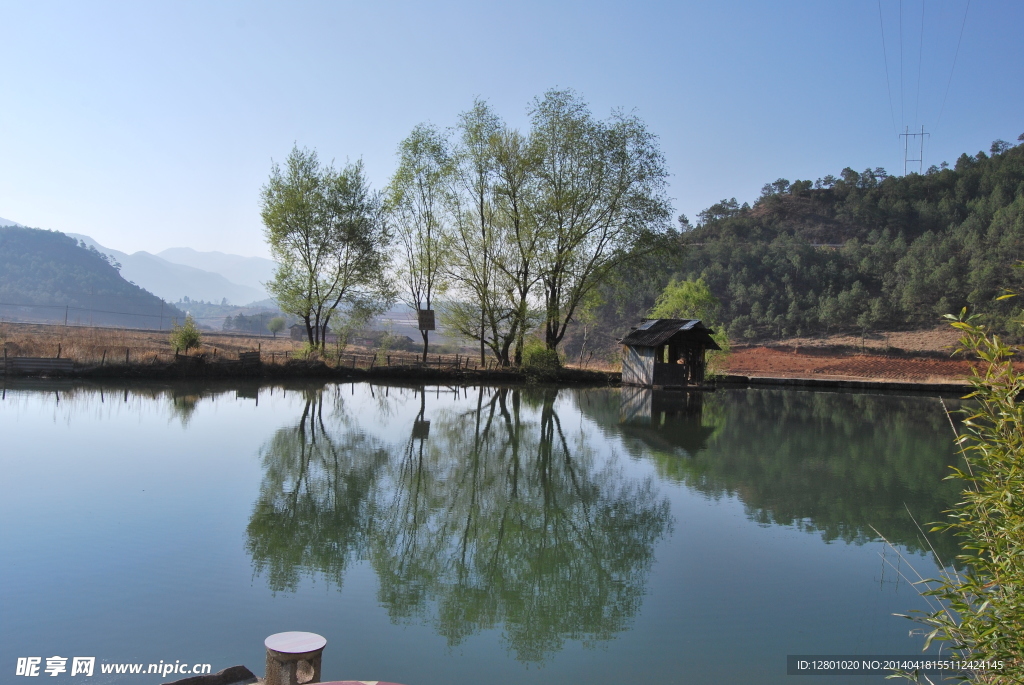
<box><xmin>0</xmin><ymin>225</ymin><xmax>185</xmax><ymax>328</ymax></box>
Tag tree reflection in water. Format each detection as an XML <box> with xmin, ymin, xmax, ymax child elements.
<box><xmin>246</xmin><ymin>386</ymin><xmax>389</xmax><ymax>592</ymax></box>
<box><xmin>246</xmin><ymin>384</ymin><xmax>671</xmax><ymax>662</ymax></box>
<box><xmin>586</xmin><ymin>386</ymin><xmax>964</xmax><ymax>561</ymax></box>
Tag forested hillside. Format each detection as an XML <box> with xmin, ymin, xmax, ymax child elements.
<box><xmin>0</xmin><ymin>226</ymin><xmax>185</xmax><ymax>328</ymax></box>
<box><xmin>581</xmin><ymin>136</ymin><xmax>1024</xmax><ymax>355</ymax></box>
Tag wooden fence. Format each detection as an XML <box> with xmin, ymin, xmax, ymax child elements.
<box><xmin>3</xmin><ymin>357</ymin><xmax>76</xmax><ymax>376</ymax></box>
<box><xmin>1</xmin><ymin>348</ymin><xmax>509</xmax><ymax>374</ymax></box>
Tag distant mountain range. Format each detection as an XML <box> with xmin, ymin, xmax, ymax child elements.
<box><xmin>66</xmin><ymin>233</ymin><xmax>276</xmax><ymax>306</ymax></box>
<box><xmin>0</xmin><ymin>225</ymin><xmax>187</xmax><ymax>328</ymax></box>
<box><xmin>1</xmin><ymin>214</ymin><xmax>276</xmax><ymax>305</ymax></box>
<box><xmin>156</xmin><ymin>247</ymin><xmax>277</xmax><ymax>293</ymax></box>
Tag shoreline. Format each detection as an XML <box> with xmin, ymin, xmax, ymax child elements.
<box><xmin>0</xmin><ymin>359</ymin><xmax>971</xmax><ymax>395</ymax></box>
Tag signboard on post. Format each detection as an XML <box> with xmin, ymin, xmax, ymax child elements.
<box><xmin>417</xmin><ymin>309</ymin><xmax>436</xmax><ymax>331</ymax></box>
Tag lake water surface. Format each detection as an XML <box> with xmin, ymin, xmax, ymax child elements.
<box><xmin>0</xmin><ymin>381</ymin><xmax>964</xmax><ymax>684</ymax></box>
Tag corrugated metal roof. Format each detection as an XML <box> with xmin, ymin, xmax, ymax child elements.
<box><xmin>619</xmin><ymin>318</ymin><xmax>720</xmax><ymax>349</ymax></box>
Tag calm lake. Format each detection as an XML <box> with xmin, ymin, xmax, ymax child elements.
<box><xmin>0</xmin><ymin>381</ymin><xmax>964</xmax><ymax>684</ymax></box>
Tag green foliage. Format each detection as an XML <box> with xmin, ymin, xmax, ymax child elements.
<box><xmin>261</xmin><ymin>146</ymin><xmax>393</xmax><ymax>349</ymax></box>
<box><xmin>396</xmin><ymin>89</ymin><xmax>671</xmax><ymax>365</ymax></box>
<box><xmin>267</xmin><ymin>316</ymin><xmax>286</xmax><ymax>337</ymax></box>
<box><xmin>664</xmin><ymin>141</ymin><xmax>1024</xmax><ymax>339</ymax></box>
<box><xmin>649</xmin><ymin>277</ymin><xmax>720</xmax><ymax>323</ymax></box>
<box><xmin>222</xmin><ymin>312</ymin><xmax>283</xmax><ymax>334</ymax></box>
<box><xmin>170</xmin><ymin>315</ymin><xmax>202</xmax><ymax>353</ymax></box>
<box><xmin>373</xmin><ymin>326</ymin><xmax>397</xmax><ymax>365</ymax></box>
<box><xmin>292</xmin><ymin>341</ymin><xmax>319</xmax><ymax>360</ymax></box>
<box><xmin>890</xmin><ymin>309</ymin><xmax>1024</xmax><ymax>682</ymax></box>
<box><xmin>648</xmin><ymin>277</ymin><xmax>731</xmax><ymax>375</ymax></box>
<box><xmin>522</xmin><ymin>338</ymin><xmax>561</xmax><ymax>372</ymax></box>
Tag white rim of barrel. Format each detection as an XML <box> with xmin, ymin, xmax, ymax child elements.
<box><xmin>265</xmin><ymin>631</ymin><xmax>327</xmax><ymax>654</ymax></box>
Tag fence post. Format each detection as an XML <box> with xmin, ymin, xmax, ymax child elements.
<box><xmin>101</xmin><ymin>350</ymin><xmax>106</xmax><ymax>366</ymax></box>
<box><xmin>125</xmin><ymin>348</ymin><xmax>130</xmax><ymax>364</ymax></box>
<box><xmin>57</xmin><ymin>343</ymin><xmax>61</xmax><ymax>359</ymax></box>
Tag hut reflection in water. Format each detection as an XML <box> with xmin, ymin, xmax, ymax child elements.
<box><xmin>619</xmin><ymin>386</ymin><xmax>716</xmax><ymax>458</ymax></box>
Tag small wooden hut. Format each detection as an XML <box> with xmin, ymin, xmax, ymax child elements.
<box><xmin>620</xmin><ymin>319</ymin><xmax>720</xmax><ymax>388</ymax></box>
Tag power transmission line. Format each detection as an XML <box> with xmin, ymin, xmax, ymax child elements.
<box><xmin>900</xmin><ymin>125</ymin><xmax>930</xmax><ymax>175</ymax></box>
<box><xmin>877</xmin><ymin>0</ymin><xmax>899</xmax><ymax>136</ymax></box>
<box><xmin>937</xmin><ymin>0</ymin><xmax>971</xmax><ymax>126</ymax></box>
<box><xmin>914</xmin><ymin>0</ymin><xmax>925</xmax><ymax>127</ymax></box>
<box><xmin>899</xmin><ymin>0</ymin><xmax>905</xmax><ymax>128</ymax></box>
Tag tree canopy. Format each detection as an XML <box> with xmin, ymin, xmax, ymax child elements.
<box><xmin>389</xmin><ymin>90</ymin><xmax>671</xmax><ymax>366</ymax></box>
<box><xmin>261</xmin><ymin>146</ymin><xmax>393</xmax><ymax>348</ymax></box>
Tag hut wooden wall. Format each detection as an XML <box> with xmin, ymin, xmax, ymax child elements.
<box><xmin>622</xmin><ymin>345</ymin><xmax>654</xmax><ymax>386</ymax></box>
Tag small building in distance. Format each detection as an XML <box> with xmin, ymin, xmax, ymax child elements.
<box><xmin>289</xmin><ymin>323</ymin><xmax>337</xmax><ymax>343</ymax></box>
<box><xmin>620</xmin><ymin>319</ymin><xmax>721</xmax><ymax>388</ymax></box>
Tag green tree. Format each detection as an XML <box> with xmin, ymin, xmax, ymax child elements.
<box><xmin>649</xmin><ymin>277</ymin><xmax>721</xmax><ymax>324</ymax></box>
<box><xmin>648</xmin><ymin>276</ymin><xmax>730</xmax><ymax>371</ymax></box>
<box><xmin>441</xmin><ymin>99</ymin><xmax>503</xmax><ymax>366</ymax></box>
<box><xmin>261</xmin><ymin>146</ymin><xmax>393</xmax><ymax>349</ymax></box>
<box><xmin>170</xmin><ymin>314</ymin><xmax>202</xmax><ymax>353</ymax></box>
<box><xmin>489</xmin><ymin>126</ymin><xmax>545</xmax><ymax>366</ymax></box>
<box><xmin>530</xmin><ymin>89</ymin><xmax>671</xmax><ymax>351</ymax></box>
<box><xmin>267</xmin><ymin>316</ymin><xmax>286</xmax><ymax>338</ymax></box>
<box><xmin>388</xmin><ymin>124</ymin><xmax>451</xmax><ymax>362</ymax></box>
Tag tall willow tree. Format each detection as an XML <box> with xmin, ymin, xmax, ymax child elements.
<box><xmin>440</xmin><ymin>103</ymin><xmax>546</xmax><ymax>366</ymax></box>
<box><xmin>388</xmin><ymin>124</ymin><xmax>451</xmax><ymax>362</ymax></box>
<box><xmin>261</xmin><ymin>146</ymin><xmax>392</xmax><ymax>348</ymax></box>
<box><xmin>394</xmin><ymin>90</ymin><xmax>671</xmax><ymax>365</ymax></box>
<box><xmin>442</xmin><ymin>100</ymin><xmax>505</xmax><ymax>365</ymax></box>
<box><xmin>531</xmin><ymin>89</ymin><xmax>671</xmax><ymax>351</ymax></box>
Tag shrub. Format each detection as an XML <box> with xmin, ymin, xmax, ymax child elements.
<box><xmin>170</xmin><ymin>315</ymin><xmax>201</xmax><ymax>353</ymax></box>
<box><xmin>522</xmin><ymin>339</ymin><xmax>561</xmax><ymax>372</ymax></box>
<box><xmin>891</xmin><ymin>308</ymin><xmax>1024</xmax><ymax>683</ymax></box>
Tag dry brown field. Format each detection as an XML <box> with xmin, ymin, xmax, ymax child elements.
<box><xmin>0</xmin><ymin>321</ymin><xmax>299</xmax><ymax>365</ymax></box>
<box><xmin>0</xmin><ymin>321</ymin><xmax>982</xmax><ymax>383</ymax></box>
<box><xmin>0</xmin><ymin>321</ymin><xmax>494</xmax><ymax>370</ymax></box>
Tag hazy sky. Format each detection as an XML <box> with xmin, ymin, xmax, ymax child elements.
<box><xmin>1</xmin><ymin>0</ymin><xmax>1021</xmax><ymax>258</ymax></box>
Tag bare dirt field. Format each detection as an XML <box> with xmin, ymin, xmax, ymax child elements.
<box><xmin>724</xmin><ymin>326</ymin><xmax>975</xmax><ymax>384</ymax></box>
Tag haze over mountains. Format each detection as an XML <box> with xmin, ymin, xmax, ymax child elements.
<box><xmin>65</xmin><ymin>233</ymin><xmax>276</xmax><ymax>306</ymax></box>
<box><xmin>0</xmin><ymin>225</ymin><xmax>187</xmax><ymax>328</ymax></box>
<box><xmin>3</xmin><ymin>215</ymin><xmax>277</xmax><ymax>306</ymax></box>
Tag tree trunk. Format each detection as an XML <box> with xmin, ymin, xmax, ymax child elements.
<box><xmin>304</xmin><ymin>316</ymin><xmax>314</xmax><ymax>346</ymax></box>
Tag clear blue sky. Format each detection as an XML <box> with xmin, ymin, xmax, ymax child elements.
<box><xmin>1</xmin><ymin>0</ymin><xmax>1021</xmax><ymax>258</ymax></box>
